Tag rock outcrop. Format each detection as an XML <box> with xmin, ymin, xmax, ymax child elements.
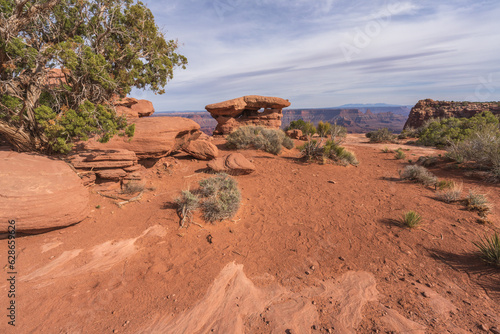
<box><xmin>0</xmin><ymin>151</ymin><xmax>89</xmax><ymax>232</ymax></box>
<box><xmin>207</xmin><ymin>153</ymin><xmax>256</xmax><ymax>175</ymax></box>
<box><xmin>404</xmin><ymin>99</ymin><xmax>500</xmax><ymax>129</ymax></box>
<box><xmin>83</xmin><ymin>117</ymin><xmax>202</xmax><ymax>159</ymax></box>
<box><xmin>114</xmin><ymin>96</ymin><xmax>155</xmax><ymax>118</ymax></box>
<box><xmin>183</xmin><ymin>140</ymin><xmax>218</xmax><ymax>160</ymax></box>
<box><xmin>286</xmin><ymin>129</ymin><xmax>302</xmax><ymax>139</ymax></box>
<box><xmin>205</xmin><ymin>95</ymin><xmax>291</xmax><ymax>135</ymax></box>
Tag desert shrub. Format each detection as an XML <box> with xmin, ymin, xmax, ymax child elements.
<box><xmin>366</xmin><ymin>128</ymin><xmax>397</xmax><ymax>143</ymax></box>
<box><xmin>282</xmin><ymin>136</ymin><xmax>295</xmax><ymax>149</ymax></box>
<box><xmin>381</xmin><ymin>147</ymin><xmax>391</xmax><ymax>153</ymax></box>
<box><xmin>299</xmin><ymin>139</ymin><xmax>324</xmax><ymax>161</ymax></box>
<box><xmin>447</xmin><ymin>124</ymin><xmax>500</xmax><ymax>181</ymax></box>
<box><xmin>226</xmin><ymin>126</ymin><xmax>290</xmax><ymax>155</ymax></box>
<box><xmin>199</xmin><ymin>174</ymin><xmax>241</xmax><ymax>222</ymax></box>
<box><xmin>328</xmin><ymin>124</ymin><xmax>347</xmax><ymax>144</ymax></box>
<box><xmin>398</xmin><ymin>127</ymin><xmax>419</xmax><ymax>139</ymax></box>
<box><xmin>317</xmin><ymin>121</ymin><xmax>331</xmax><ymax>137</ymax></box>
<box><xmin>416</xmin><ymin>155</ymin><xmax>439</xmax><ymax>167</ymax></box>
<box><xmin>300</xmin><ymin>139</ymin><xmax>358</xmax><ymax>166</ymax></box>
<box><xmin>121</xmin><ymin>181</ymin><xmax>145</xmax><ymax>194</ymax></box>
<box><xmin>473</xmin><ymin>233</ymin><xmax>500</xmax><ymax>267</ymax></box>
<box><xmin>466</xmin><ymin>190</ymin><xmax>491</xmax><ymax>216</ymax></box>
<box><xmin>400</xmin><ymin>165</ymin><xmax>438</xmax><ymax>186</ymax></box>
<box><xmin>175</xmin><ymin>190</ymin><xmax>200</xmax><ymax>227</ymax></box>
<box><xmin>324</xmin><ymin>140</ymin><xmax>359</xmax><ymax>166</ymax></box>
<box><xmin>287</xmin><ymin>119</ymin><xmax>317</xmax><ymax>135</ymax></box>
<box><xmin>394</xmin><ymin>148</ymin><xmax>406</xmax><ymax>160</ymax></box>
<box><xmin>417</xmin><ymin>111</ymin><xmax>499</xmax><ymax>147</ymax></box>
<box><xmin>436</xmin><ymin>182</ymin><xmax>462</xmax><ymax>203</ymax></box>
<box><xmin>401</xmin><ymin>211</ymin><xmax>422</xmax><ymax>228</ymax></box>
<box><xmin>436</xmin><ymin>180</ymin><xmax>455</xmax><ymax>190</ymax></box>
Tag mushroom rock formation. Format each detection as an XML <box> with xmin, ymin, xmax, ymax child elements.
<box><xmin>0</xmin><ymin>151</ymin><xmax>89</xmax><ymax>233</ymax></box>
<box><xmin>404</xmin><ymin>99</ymin><xmax>500</xmax><ymax>129</ymax></box>
<box><xmin>83</xmin><ymin>117</ymin><xmax>202</xmax><ymax>159</ymax></box>
<box><xmin>205</xmin><ymin>95</ymin><xmax>291</xmax><ymax>135</ymax></box>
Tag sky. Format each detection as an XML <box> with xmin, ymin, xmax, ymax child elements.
<box><xmin>133</xmin><ymin>0</ymin><xmax>500</xmax><ymax>111</ymax></box>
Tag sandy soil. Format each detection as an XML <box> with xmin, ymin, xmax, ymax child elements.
<box><xmin>1</xmin><ymin>134</ymin><xmax>499</xmax><ymax>333</ymax></box>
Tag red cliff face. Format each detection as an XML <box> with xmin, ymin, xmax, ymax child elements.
<box><xmin>404</xmin><ymin>99</ymin><xmax>500</xmax><ymax>129</ymax></box>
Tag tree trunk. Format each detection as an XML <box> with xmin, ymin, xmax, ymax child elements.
<box><xmin>0</xmin><ymin>120</ymin><xmax>41</xmax><ymax>152</ymax></box>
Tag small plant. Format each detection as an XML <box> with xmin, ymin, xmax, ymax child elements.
<box><xmin>226</xmin><ymin>126</ymin><xmax>291</xmax><ymax>155</ymax></box>
<box><xmin>394</xmin><ymin>148</ymin><xmax>406</xmax><ymax>160</ymax></box>
<box><xmin>366</xmin><ymin>128</ymin><xmax>397</xmax><ymax>143</ymax></box>
<box><xmin>121</xmin><ymin>181</ymin><xmax>145</xmax><ymax>194</ymax></box>
<box><xmin>466</xmin><ymin>190</ymin><xmax>491</xmax><ymax>216</ymax></box>
<box><xmin>175</xmin><ymin>190</ymin><xmax>200</xmax><ymax>227</ymax></box>
<box><xmin>282</xmin><ymin>136</ymin><xmax>294</xmax><ymax>150</ymax></box>
<box><xmin>199</xmin><ymin>174</ymin><xmax>241</xmax><ymax>223</ymax></box>
<box><xmin>96</xmin><ymin>205</ymin><xmax>101</xmax><ymax>209</ymax></box>
<box><xmin>417</xmin><ymin>155</ymin><xmax>439</xmax><ymax>167</ymax></box>
<box><xmin>300</xmin><ymin>139</ymin><xmax>358</xmax><ymax>166</ymax></box>
<box><xmin>436</xmin><ymin>182</ymin><xmax>462</xmax><ymax>203</ymax></box>
<box><xmin>328</xmin><ymin>124</ymin><xmax>347</xmax><ymax>144</ymax></box>
<box><xmin>473</xmin><ymin>233</ymin><xmax>500</xmax><ymax>267</ymax></box>
<box><xmin>436</xmin><ymin>180</ymin><xmax>455</xmax><ymax>190</ymax></box>
<box><xmin>400</xmin><ymin>165</ymin><xmax>438</xmax><ymax>186</ymax></box>
<box><xmin>401</xmin><ymin>211</ymin><xmax>422</xmax><ymax>228</ymax></box>
<box><xmin>381</xmin><ymin>147</ymin><xmax>391</xmax><ymax>153</ymax></box>
<box><xmin>317</xmin><ymin>121</ymin><xmax>331</xmax><ymax>138</ymax></box>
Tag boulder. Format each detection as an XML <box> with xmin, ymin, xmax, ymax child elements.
<box><xmin>0</xmin><ymin>151</ymin><xmax>89</xmax><ymax>232</ymax></box>
<box><xmin>112</xmin><ymin>97</ymin><xmax>154</xmax><ymax>118</ymax></box>
<box><xmin>183</xmin><ymin>140</ymin><xmax>219</xmax><ymax>160</ymax></box>
<box><xmin>205</xmin><ymin>95</ymin><xmax>291</xmax><ymax>135</ymax></box>
<box><xmin>404</xmin><ymin>99</ymin><xmax>500</xmax><ymax>129</ymax></box>
<box><xmin>83</xmin><ymin>117</ymin><xmax>202</xmax><ymax>159</ymax></box>
<box><xmin>131</xmin><ymin>99</ymin><xmax>155</xmax><ymax>117</ymax></box>
<box><xmin>286</xmin><ymin>129</ymin><xmax>302</xmax><ymax>139</ymax></box>
<box><xmin>96</xmin><ymin>169</ymin><xmax>127</xmax><ymax>181</ymax></box>
<box><xmin>207</xmin><ymin>153</ymin><xmax>256</xmax><ymax>175</ymax></box>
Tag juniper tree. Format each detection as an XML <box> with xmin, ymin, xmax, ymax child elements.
<box><xmin>0</xmin><ymin>0</ymin><xmax>187</xmax><ymax>153</ymax></box>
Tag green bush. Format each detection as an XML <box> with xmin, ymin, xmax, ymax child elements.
<box><xmin>466</xmin><ymin>190</ymin><xmax>491</xmax><ymax>216</ymax></box>
<box><xmin>401</xmin><ymin>211</ymin><xmax>422</xmax><ymax>228</ymax></box>
<box><xmin>317</xmin><ymin>121</ymin><xmax>331</xmax><ymax>137</ymax></box>
<box><xmin>447</xmin><ymin>124</ymin><xmax>500</xmax><ymax>181</ymax></box>
<box><xmin>300</xmin><ymin>139</ymin><xmax>358</xmax><ymax>166</ymax></box>
<box><xmin>199</xmin><ymin>174</ymin><xmax>241</xmax><ymax>222</ymax></box>
<box><xmin>473</xmin><ymin>233</ymin><xmax>500</xmax><ymax>267</ymax></box>
<box><xmin>398</xmin><ymin>127</ymin><xmax>419</xmax><ymax>139</ymax></box>
<box><xmin>366</xmin><ymin>128</ymin><xmax>397</xmax><ymax>143</ymax></box>
<box><xmin>394</xmin><ymin>148</ymin><xmax>406</xmax><ymax>160</ymax></box>
<box><xmin>381</xmin><ymin>147</ymin><xmax>391</xmax><ymax>153</ymax></box>
<box><xmin>400</xmin><ymin>165</ymin><xmax>438</xmax><ymax>186</ymax></box>
<box><xmin>417</xmin><ymin>111</ymin><xmax>499</xmax><ymax>147</ymax></box>
<box><xmin>226</xmin><ymin>126</ymin><xmax>291</xmax><ymax>155</ymax></box>
<box><xmin>287</xmin><ymin>119</ymin><xmax>317</xmax><ymax>135</ymax></box>
<box><xmin>436</xmin><ymin>182</ymin><xmax>462</xmax><ymax>203</ymax></box>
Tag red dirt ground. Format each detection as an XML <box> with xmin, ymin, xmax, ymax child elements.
<box><xmin>1</xmin><ymin>134</ymin><xmax>499</xmax><ymax>333</ymax></box>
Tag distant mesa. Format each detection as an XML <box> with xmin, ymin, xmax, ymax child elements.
<box><xmin>205</xmin><ymin>95</ymin><xmax>291</xmax><ymax>135</ymax></box>
<box><xmin>404</xmin><ymin>99</ymin><xmax>500</xmax><ymax>129</ymax></box>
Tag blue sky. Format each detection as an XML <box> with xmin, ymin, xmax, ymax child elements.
<box><xmin>133</xmin><ymin>0</ymin><xmax>500</xmax><ymax>111</ymax></box>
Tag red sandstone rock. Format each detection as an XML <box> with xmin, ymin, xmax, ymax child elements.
<box><xmin>0</xmin><ymin>151</ymin><xmax>89</xmax><ymax>232</ymax></box>
<box><xmin>96</xmin><ymin>169</ymin><xmax>127</xmax><ymax>181</ymax></box>
<box><xmin>404</xmin><ymin>99</ymin><xmax>500</xmax><ymax>129</ymax></box>
<box><xmin>205</xmin><ymin>95</ymin><xmax>291</xmax><ymax>135</ymax></box>
<box><xmin>69</xmin><ymin>149</ymin><xmax>138</xmax><ymax>169</ymax></box>
<box><xmin>84</xmin><ymin>117</ymin><xmax>202</xmax><ymax>159</ymax></box>
<box><xmin>207</xmin><ymin>153</ymin><xmax>256</xmax><ymax>175</ymax></box>
<box><xmin>131</xmin><ymin>99</ymin><xmax>155</xmax><ymax>117</ymax></box>
<box><xmin>183</xmin><ymin>140</ymin><xmax>219</xmax><ymax>160</ymax></box>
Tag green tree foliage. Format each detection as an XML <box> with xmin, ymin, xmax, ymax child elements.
<box><xmin>316</xmin><ymin>121</ymin><xmax>331</xmax><ymax>137</ymax></box>
<box><xmin>0</xmin><ymin>0</ymin><xmax>186</xmax><ymax>153</ymax></box>
<box><xmin>417</xmin><ymin>111</ymin><xmax>499</xmax><ymax>147</ymax></box>
<box><xmin>287</xmin><ymin>119</ymin><xmax>317</xmax><ymax>135</ymax></box>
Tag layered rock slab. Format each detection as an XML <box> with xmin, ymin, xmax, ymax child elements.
<box><xmin>0</xmin><ymin>151</ymin><xmax>89</xmax><ymax>232</ymax></box>
<box><xmin>207</xmin><ymin>153</ymin><xmax>256</xmax><ymax>175</ymax></box>
<box><xmin>83</xmin><ymin>117</ymin><xmax>202</xmax><ymax>159</ymax></box>
<box><xmin>205</xmin><ymin>95</ymin><xmax>291</xmax><ymax>135</ymax></box>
